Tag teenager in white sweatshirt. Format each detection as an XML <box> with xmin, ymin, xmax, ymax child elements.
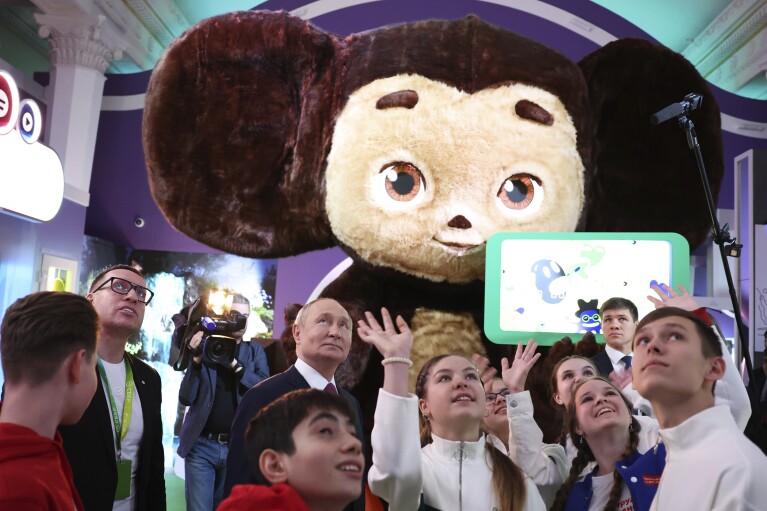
<box><xmin>480</xmin><ymin>285</ymin><xmax>749</xmax><ymax>507</ymax></box>
<box><xmin>358</xmin><ymin>307</ymin><xmax>545</xmax><ymax>511</ymax></box>
<box><xmin>632</xmin><ymin>306</ymin><xmax>767</xmax><ymax>510</ymax></box>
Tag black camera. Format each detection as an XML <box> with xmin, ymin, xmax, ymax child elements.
<box><xmin>198</xmin><ymin>311</ymin><xmax>247</xmax><ymax>366</ymax></box>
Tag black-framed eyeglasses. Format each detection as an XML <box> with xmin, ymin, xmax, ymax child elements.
<box><xmin>485</xmin><ymin>389</ymin><xmax>511</xmax><ymax>404</ymax></box>
<box><xmin>93</xmin><ymin>277</ymin><xmax>154</xmax><ymax>305</ymax></box>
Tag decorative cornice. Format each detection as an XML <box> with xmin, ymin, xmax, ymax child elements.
<box><xmin>682</xmin><ymin>0</ymin><xmax>759</xmax><ymax>64</ymax></box>
<box><xmin>34</xmin><ymin>13</ymin><xmax>122</xmax><ymax>72</ymax></box>
<box><xmin>94</xmin><ymin>0</ymin><xmax>162</xmax><ymax>65</ymax></box>
<box><xmin>0</xmin><ymin>6</ymin><xmax>50</xmax><ymax>58</ymax></box>
<box><xmin>695</xmin><ymin>2</ymin><xmax>767</xmax><ymax>77</ymax></box>
<box><xmin>123</xmin><ymin>2</ymin><xmax>173</xmax><ymax>46</ymax></box>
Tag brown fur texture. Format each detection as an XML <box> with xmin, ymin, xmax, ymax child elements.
<box><xmin>326</xmin><ymin>76</ymin><xmax>584</xmax><ymax>283</ymax></box>
<box><xmin>579</xmin><ymin>39</ymin><xmax>723</xmax><ymax>248</ymax></box>
<box><xmin>144</xmin><ymin>10</ymin><xmax>724</xmax><ymax>450</ymax></box>
<box><xmin>144</xmin><ymin>10</ymin><xmax>722</xmax><ymax>261</ymax></box>
<box><xmin>143</xmin><ymin>12</ymin><xmax>340</xmax><ymax>257</ymax></box>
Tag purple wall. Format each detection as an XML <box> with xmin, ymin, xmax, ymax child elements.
<box><xmin>85</xmin><ymin>0</ymin><xmax>767</xmax><ymax>333</ymax></box>
<box><xmin>0</xmin><ymin>198</ymin><xmax>87</xmax><ymax>322</ymax></box>
<box><xmin>272</xmin><ymin>247</ymin><xmax>348</xmax><ymax>337</ymax></box>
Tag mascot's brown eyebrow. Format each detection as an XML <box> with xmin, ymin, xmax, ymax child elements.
<box><xmin>376</xmin><ymin>90</ymin><xmax>419</xmax><ymax>110</ymax></box>
<box><xmin>515</xmin><ymin>99</ymin><xmax>554</xmax><ymax>126</ymax></box>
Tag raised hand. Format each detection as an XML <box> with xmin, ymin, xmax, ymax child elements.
<box><xmin>609</xmin><ymin>367</ymin><xmax>632</xmax><ymax>390</ymax></box>
<box><xmin>501</xmin><ymin>339</ymin><xmax>541</xmax><ymax>393</ymax></box>
<box><xmin>648</xmin><ymin>283</ymin><xmax>699</xmax><ymax>311</ymax></box>
<box><xmin>357</xmin><ymin>307</ymin><xmax>413</xmax><ymax>359</ymax></box>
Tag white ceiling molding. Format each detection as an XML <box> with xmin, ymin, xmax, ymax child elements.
<box><xmin>0</xmin><ymin>6</ymin><xmax>49</xmax><ymax>58</ymax></box>
<box><xmin>682</xmin><ymin>0</ymin><xmax>767</xmax><ymax>99</ymax></box>
<box><xmin>2</xmin><ymin>0</ymin><xmax>764</xmax><ymax>134</ymax></box>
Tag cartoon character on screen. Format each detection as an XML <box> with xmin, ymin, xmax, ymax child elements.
<box><xmin>143</xmin><ymin>11</ymin><xmax>724</xmax><ymax>412</ymax></box>
<box><xmin>532</xmin><ymin>259</ymin><xmax>567</xmax><ymax>305</ymax></box>
<box><xmin>575</xmin><ymin>298</ymin><xmax>601</xmax><ymax>334</ymax></box>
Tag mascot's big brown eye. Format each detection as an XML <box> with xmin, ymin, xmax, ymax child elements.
<box><xmin>380</xmin><ymin>162</ymin><xmax>425</xmax><ymax>202</ymax></box>
<box><xmin>497</xmin><ymin>173</ymin><xmax>543</xmax><ymax>211</ymax></box>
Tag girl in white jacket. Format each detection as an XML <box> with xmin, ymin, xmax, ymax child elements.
<box><xmin>480</xmin><ymin>287</ymin><xmax>750</xmax><ymax>507</ymax></box>
<box><xmin>358</xmin><ymin>307</ymin><xmax>546</xmax><ymax>511</ymax></box>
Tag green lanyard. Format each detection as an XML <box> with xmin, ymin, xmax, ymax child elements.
<box><xmin>97</xmin><ymin>357</ymin><xmax>134</xmax><ymax>460</ymax></box>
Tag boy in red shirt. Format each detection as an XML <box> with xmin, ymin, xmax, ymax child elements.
<box><xmin>0</xmin><ymin>292</ymin><xmax>99</xmax><ymax>510</ymax></box>
<box><xmin>218</xmin><ymin>389</ymin><xmax>364</xmax><ymax>511</ymax></box>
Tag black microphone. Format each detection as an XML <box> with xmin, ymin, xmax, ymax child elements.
<box><xmin>650</xmin><ymin>93</ymin><xmax>703</xmax><ymax>125</ymax></box>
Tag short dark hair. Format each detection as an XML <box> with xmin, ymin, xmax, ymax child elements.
<box><xmin>89</xmin><ymin>264</ymin><xmax>144</xmax><ymax>293</ymax></box>
<box><xmin>244</xmin><ymin>389</ymin><xmax>356</xmax><ymax>485</ymax></box>
<box><xmin>599</xmin><ymin>297</ymin><xmax>638</xmax><ymax>322</ymax></box>
<box><xmin>1</xmin><ymin>292</ymin><xmax>98</xmax><ymax>385</ymax></box>
<box><xmin>635</xmin><ymin>307</ymin><xmax>722</xmax><ymax>358</ymax></box>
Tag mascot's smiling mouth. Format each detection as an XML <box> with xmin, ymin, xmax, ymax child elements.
<box><xmin>432</xmin><ymin>237</ymin><xmax>485</xmax><ymax>255</ymax></box>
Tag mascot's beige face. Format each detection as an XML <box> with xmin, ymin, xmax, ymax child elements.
<box><xmin>326</xmin><ymin>75</ymin><xmax>585</xmax><ymax>283</ymax></box>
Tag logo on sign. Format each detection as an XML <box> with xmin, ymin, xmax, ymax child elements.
<box><xmin>19</xmin><ymin>99</ymin><xmax>41</xmax><ymax>144</ymax></box>
<box><xmin>1</xmin><ymin>68</ymin><xmax>64</xmax><ymax>222</ymax></box>
<box><xmin>0</xmin><ymin>70</ymin><xmax>20</xmax><ymax>135</ymax></box>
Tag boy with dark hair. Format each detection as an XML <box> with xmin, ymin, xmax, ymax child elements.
<box><xmin>218</xmin><ymin>389</ymin><xmax>364</xmax><ymax>511</ymax></box>
<box><xmin>0</xmin><ymin>291</ymin><xmax>99</xmax><ymax>510</ymax></box>
<box><xmin>632</xmin><ymin>306</ymin><xmax>767</xmax><ymax>510</ymax></box>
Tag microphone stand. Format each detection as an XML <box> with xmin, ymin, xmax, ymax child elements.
<box><xmin>675</xmin><ymin>112</ymin><xmax>755</xmax><ymax>393</ymax></box>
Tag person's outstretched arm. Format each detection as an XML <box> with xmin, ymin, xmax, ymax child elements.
<box><xmin>358</xmin><ymin>308</ymin><xmax>423</xmax><ymax>510</ymax></box>
<box><xmin>496</xmin><ymin>341</ymin><xmax>569</xmax><ymax>492</ymax></box>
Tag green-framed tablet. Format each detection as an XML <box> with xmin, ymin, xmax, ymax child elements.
<box><xmin>484</xmin><ymin>232</ymin><xmax>690</xmax><ymax>346</ymax></box>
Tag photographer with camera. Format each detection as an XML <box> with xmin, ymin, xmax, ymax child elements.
<box><xmin>177</xmin><ymin>293</ymin><xmax>269</xmax><ymax>511</ymax></box>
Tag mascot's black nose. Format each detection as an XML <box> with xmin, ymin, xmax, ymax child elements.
<box><xmin>447</xmin><ymin>215</ymin><xmax>472</xmax><ymax>229</ymax></box>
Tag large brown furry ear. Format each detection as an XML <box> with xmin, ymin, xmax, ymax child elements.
<box><xmin>579</xmin><ymin>39</ymin><xmax>723</xmax><ymax>249</ymax></box>
<box><xmin>143</xmin><ymin>11</ymin><xmax>340</xmax><ymax>256</ymax></box>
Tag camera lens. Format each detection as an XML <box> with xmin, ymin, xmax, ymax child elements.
<box><xmin>204</xmin><ymin>335</ymin><xmax>236</xmax><ymax>366</ymax></box>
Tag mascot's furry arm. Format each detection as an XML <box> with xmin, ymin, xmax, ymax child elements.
<box><xmin>143</xmin><ymin>11</ymin><xmax>723</xmax><ymax>393</ymax></box>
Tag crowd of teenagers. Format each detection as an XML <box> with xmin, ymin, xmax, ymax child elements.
<box><xmin>1</xmin><ymin>263</ymin><xmax>767</xmax><ymax>511</ymax></box>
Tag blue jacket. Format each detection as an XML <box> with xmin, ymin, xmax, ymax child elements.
<box><xmin>565</xmin><ymin>444</ymin><xmax>666</xmax><ymax>511</ymax></box>
<box><xmin>177</xmin><ymin>341</ymin><xmax>269</xmax><ymax>457</ymax></box>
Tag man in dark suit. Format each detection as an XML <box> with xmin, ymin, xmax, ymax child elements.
<box><xmin>592</xmin><ymin>297</ymin><xmax>638</xmax><ymax>377</ymax></box>
<box><xmin>60</xmin><ymin>264</ymin><xmax>166</xmax><ymax>511</ymax></box>
<box><xmin>224</xmin><ymin>298</ymin><xmax>364</xmax><ymax>510</ymax></box>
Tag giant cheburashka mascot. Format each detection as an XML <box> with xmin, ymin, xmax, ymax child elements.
<box><xmin>143</xmin><ymin>10</ymin><xmax>723</xmax><ymax>439</ymax></box>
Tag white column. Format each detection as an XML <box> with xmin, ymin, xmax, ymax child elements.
<box><xmin>34</xmin><ymin>13</ymin><xmax>123</xmax><ymax>207</ymax></box>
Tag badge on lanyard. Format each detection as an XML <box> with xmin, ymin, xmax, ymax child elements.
<box><xmin>115</xmin><ymin>459</ymin><xmax>132</xmax><ymax>499</ymax></box>
<box><xmin>97</xmin><ymin>357</ymin><xmax>135</xmax><ymax>501</ymax></box>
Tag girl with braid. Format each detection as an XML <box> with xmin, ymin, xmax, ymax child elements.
<box><xmin>481</xmin><ymin>287</ymin><xmax>751</xmax><ymax>508</ymax></box>
<box><xmin>358</xmin><ymin>308</ymin><xmax>546</xmax><ymax>510</ymax></box>
<box><xmin>480</xmin><ymin>346</ymin><xmax>658</xmax><ymax>508</ymax></box>
<box><xmin>549</xmin><ymin>377</ymin><xmax>663</xmax><ymax>511</ymax></box>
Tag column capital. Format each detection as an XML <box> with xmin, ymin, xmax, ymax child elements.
<box><xmin>33</xmin><ymin>13</ymin><xmax>124</xmax><ymax>72</ymax></box>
